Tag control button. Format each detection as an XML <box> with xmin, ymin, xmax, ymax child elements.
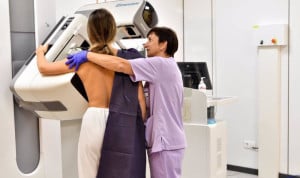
<box><xmin>271</xmin><ymin>38</ymin><xmax>277</xmax><ymax>45</ymax></box>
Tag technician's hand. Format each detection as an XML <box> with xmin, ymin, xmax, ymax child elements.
<box><xmin>66</xmin><ymin>50</ymin><xmax>88</xmax><ymax>71</ymax></box>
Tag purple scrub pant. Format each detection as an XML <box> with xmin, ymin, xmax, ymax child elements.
<box><xmin>148</xmin><ymin>149</ymin><xmax>185</xmax><ymax>178</ymax></box>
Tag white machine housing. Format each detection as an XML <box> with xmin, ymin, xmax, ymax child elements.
<box><xmin>181</xmin><ymin>88</ymin><xmax>236</xmax><ymax>178</ymax></box>
<box><xmin>10</xmin><ymin>0</ymin><xmax>158</xmax><ymax>120</ymax></box>
<box><xmin>76</xmin><ymin>0</ymin><xmax>158</xmax><ymax>48</ymax></box>
<box><xmin>10</xmin><ymin>14</ymin><xmax>89</xmax><ymax>120</ymax></box>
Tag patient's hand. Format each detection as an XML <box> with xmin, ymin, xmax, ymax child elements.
<box><xmin>36</xmin><ymin>44</ymin><xmax>48</xmax><ymax>54</ymax></box>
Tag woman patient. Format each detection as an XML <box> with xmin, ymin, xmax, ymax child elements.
<box><xmin>36</xmin><ymin>8</ymin><xmax>146</xmax><ymax>178</ymax></box>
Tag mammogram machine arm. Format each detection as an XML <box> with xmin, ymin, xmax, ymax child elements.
<box><xmin>10</xmin><ymin>0</ymin><xmax>158</xmax><ymax>120</ymax></box>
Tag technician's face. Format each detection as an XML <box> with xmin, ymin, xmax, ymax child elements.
<box><xmin>143</xmin><ymin>32</ymin><xmax>160</xmax><ymax>57</ymax></box>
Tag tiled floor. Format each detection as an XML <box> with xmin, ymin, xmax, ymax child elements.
<box><xmin>227</xmin><ymin>170</ymin><xmax>258</xmax><ymax>178</ymax></box>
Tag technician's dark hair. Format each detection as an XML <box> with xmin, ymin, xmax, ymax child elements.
<box><xmin>147</xmin><ymin>27</ymin><xmax>178</xmax><ymax>57</ymax></box>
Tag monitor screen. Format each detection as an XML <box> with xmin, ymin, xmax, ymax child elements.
<box><xmin>177</xmin><ymin>62</ymin><xmax>212</xmax><ymax>90</ymax></box>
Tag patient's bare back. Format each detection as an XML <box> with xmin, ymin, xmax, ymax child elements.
<box><xmin>76</xmin><ymin>62</ymin><xmax>114</xmax><ymax>108</ymax></box>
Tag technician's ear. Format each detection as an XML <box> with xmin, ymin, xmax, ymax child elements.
<box><xmin>159</xmin><ymin>41</ymin><xmax>167</xmax><ymax>51</ymax></box>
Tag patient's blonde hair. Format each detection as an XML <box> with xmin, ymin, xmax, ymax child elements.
<box><xmin>87</xmin><ymin>8</ymin><xmax>116</xmax><ymax>55</ymax></box>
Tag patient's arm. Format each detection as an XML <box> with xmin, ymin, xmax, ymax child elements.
<box><xmin>36</xmin><ymin>45</ymin><xmax>75</xmax><ymax>75</ymax></box>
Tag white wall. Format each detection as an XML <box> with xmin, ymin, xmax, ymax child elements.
<box><xmin>0</xmin><ymin>0</ymin><xmax>17</xmax><ymax>175</ymax></box>
<box><xmin>289</xmin><ymin>0</ymin><xmax>300</xmax><ymax>175</ymax></box>
<box><xmin>184</xmin><ymin>0</ymin><xmax>212</xmax><ymax>71</ymax></box>
<box><xmin>146</xmin><ymin>0</ymin><xmax>183</xmax><ymax>60</ymax></box>
<box><xmin>184</xmin><ymin>0</ymin><xmax>300</xmax><ymax>175</ymax></box>
<box><xmin>34</xmin><ymin>0</ymin><xmax>56</xmax><ymax>46</ymax></box>
<box><xmin>55</xmin><ymin>0</ymin><xmax>96</xmax><ymax>21</ymax></box>
<box><xmin>214</xmin><ymin>0</ymin><xmax>289</xmax><ymax>169</ymax></box>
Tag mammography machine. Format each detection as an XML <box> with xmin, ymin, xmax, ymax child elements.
<box><xmin>10</xmin><ymin>0</ymin><xmax>158</xmax><ymax>120</ymax></box>
<box><xmin>6</xmin><ymin>1</ymin><xmax>158</xmax><ymax>178</ymax></box>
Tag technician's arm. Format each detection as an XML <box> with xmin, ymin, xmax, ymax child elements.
<box><xmin>36</xmin><ymin>45</ymin><xmax>74</xmax><ymax>75</ymax></box>
<box><xmin>87</xmin><ymin>52</ymin><xmax>134</xmax><ymax>75</ymax></box>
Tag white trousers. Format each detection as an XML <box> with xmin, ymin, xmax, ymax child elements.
<box><xmin>78</xmin><ymin>107</ymin><xmax>109</xmax><ymax>178</ymax></box>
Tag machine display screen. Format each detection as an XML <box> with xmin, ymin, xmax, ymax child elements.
<box><xmin>177</xmin><ymin>62</ymin><xmax>213</xmax><ymax>90</ymax></box>
<box><xmin>143</xmin><ymin>2</ymin><xmax>158</xmax><ymax>28</ymax></box>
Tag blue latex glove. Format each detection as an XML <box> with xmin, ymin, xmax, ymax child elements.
<box><xmin>66</xmin><ymin>50</ymin><xmax>88</xmax><ymax>71</ymax></box>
